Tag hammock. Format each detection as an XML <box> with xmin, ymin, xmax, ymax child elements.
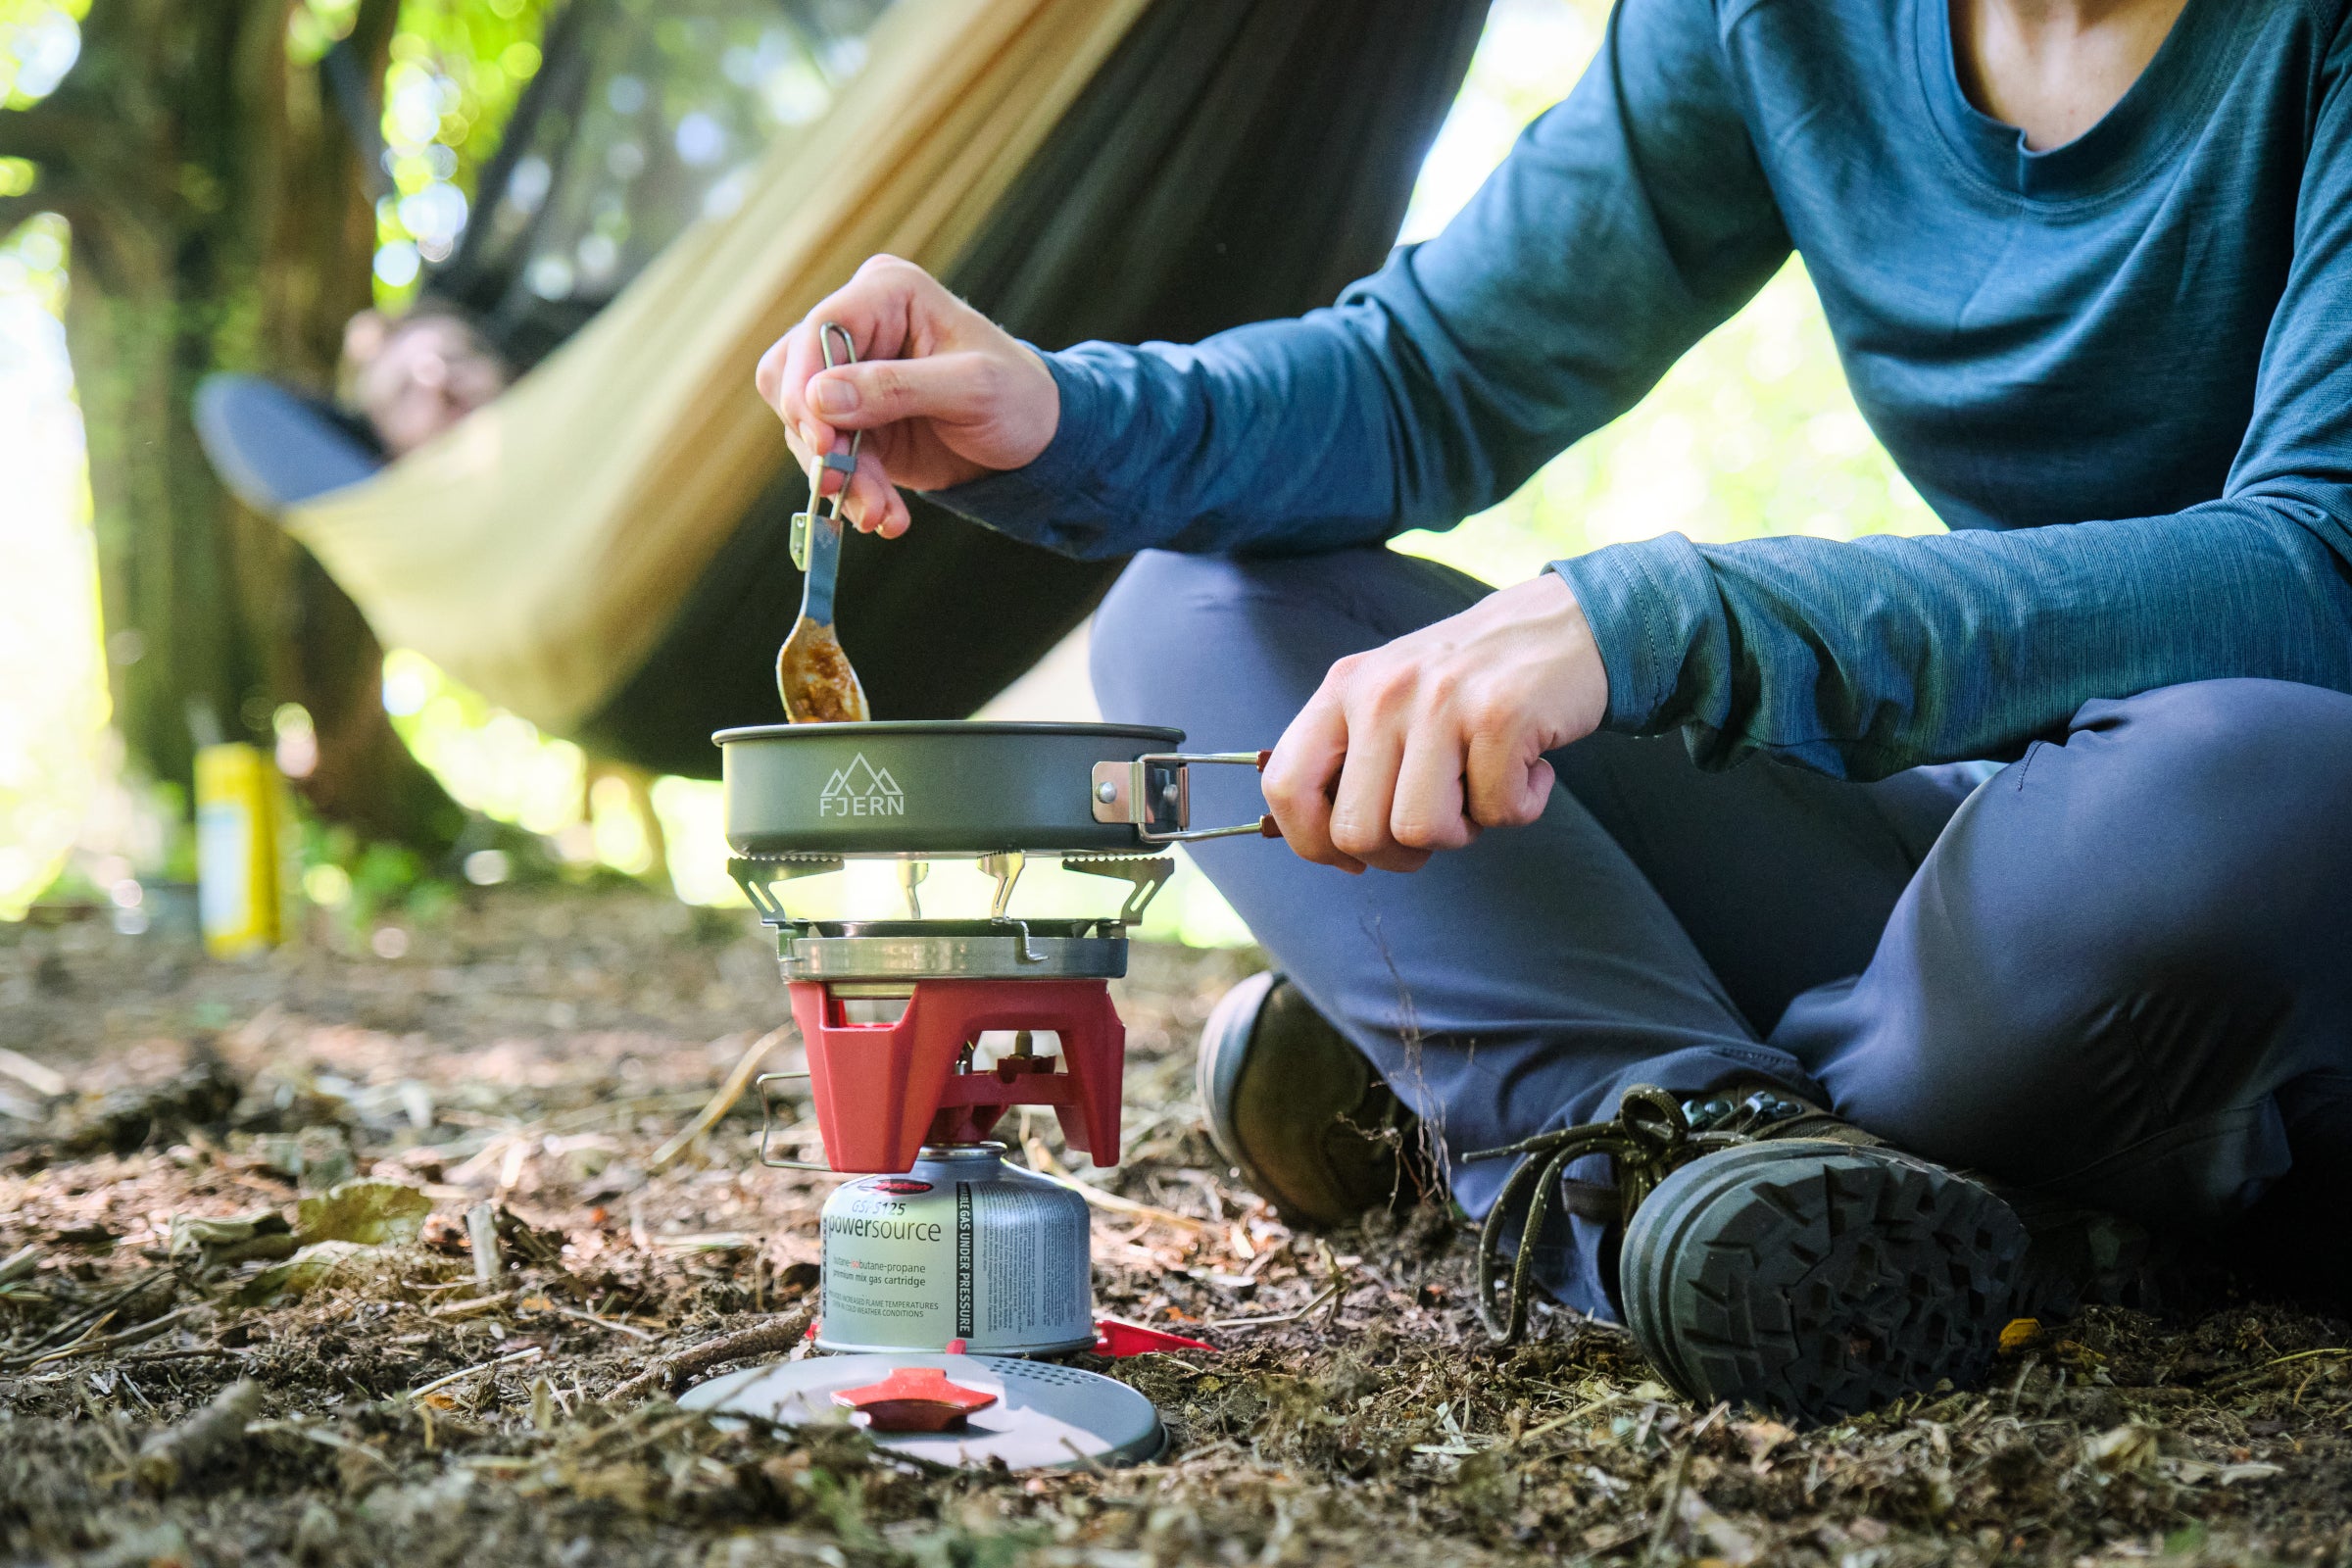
<box><xmin>256</xmin><ymin>0</ymin><xmax>1488</xmax><ymax>775</ymax></box>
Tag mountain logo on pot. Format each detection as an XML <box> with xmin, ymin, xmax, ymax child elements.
<box><xmin>819</xmin><ymin>753</ymin><xmax>906</xmax><ymax>817</ymax></box>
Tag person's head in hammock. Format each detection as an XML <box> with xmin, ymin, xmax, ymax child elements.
<box><xmin>341</xmin><ymin>304</ymin><xmax>511</xmax><ymax>457</ymax></box>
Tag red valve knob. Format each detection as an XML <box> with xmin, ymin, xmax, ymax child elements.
<box><xmin>831</xmin><ymin>1366</ymin><xmax>999</xmax><ymax>1432</ymax></box>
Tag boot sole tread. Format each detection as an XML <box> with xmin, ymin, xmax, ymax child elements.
<box><xmin>1621</xmin><ymin>1143</ymin><xmax>2028</xmax><ymax>1422</ymax></box>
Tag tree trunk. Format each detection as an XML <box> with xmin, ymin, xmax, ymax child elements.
<box><xmin>0</xmin><ymin>0</ymin><xmax>466</xmax><ymax>853</ymax></box>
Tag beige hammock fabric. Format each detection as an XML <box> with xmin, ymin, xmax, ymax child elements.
<box><xmin>286</xmin><ymin>0</ymin><xmax>1152</xmax><ymax>733</ymax></box>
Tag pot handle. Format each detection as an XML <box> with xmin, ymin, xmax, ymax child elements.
<box><xmin>1090</xmin><ymin>751</ymin><xmax>1282</xmax><ymax>844</ymax></box>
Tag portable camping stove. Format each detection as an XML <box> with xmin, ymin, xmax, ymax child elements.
<box><xmin>743</xmin><ymin>851</ymin><xmax>1161</xmax><ymax>1359</ymax></box>
<box><xmin>708</xmin><ymin>722</ymin><xmax>1275</xmax><ymax>1466</ymax></box>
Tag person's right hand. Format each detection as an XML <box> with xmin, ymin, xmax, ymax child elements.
<box><xmin>755</xmin><ymin>256</ymin><xmax>1060</xmax><ymax>538</ymax></box>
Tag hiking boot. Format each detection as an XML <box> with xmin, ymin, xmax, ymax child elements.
<box><xmin>1473</xmin><ymin>1084</ymin><xmax>2030</xmax><ymax>1422</ymax></box>
<box><xmin>1196</xmin><ymin>970</ymin><xmax>1434</xmax><ymax>1228</ymax></box>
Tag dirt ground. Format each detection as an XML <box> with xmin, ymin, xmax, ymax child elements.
<box><xmin>2</xmin><ymin>885</ymin><xmax>2350</xmax><ymax>1567</ymax></box>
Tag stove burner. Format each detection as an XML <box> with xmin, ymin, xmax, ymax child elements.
<box><xmin>785</xmin><ymin>918</ymin><xmax>1114</xmax><ymax>939</ymax></box>
<box><xmin>736</xmin><ymin>848</ymin><xmax>1156</xmax><ymax>1172</ymax></box>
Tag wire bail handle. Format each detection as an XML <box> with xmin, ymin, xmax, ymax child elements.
<box><xmin>1089</xmin><ymin>750</ymin><xmax>1284</xmax><ymax>843</ymax></box>
<box><xmin>791</xmin><ymin>321</ymin><xmax>863</xmax><ymax>569</ymax></box>
<box><xmin>756</xmin><ymin>1069</ymin><xmax>827</xmax><ymax>1171</ymax></box>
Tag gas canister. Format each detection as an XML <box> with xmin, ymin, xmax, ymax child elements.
<box><xmin>816</xmin><ymin>1143</ymin><xmax>1093</xmax><ymax>1355</ymax></box>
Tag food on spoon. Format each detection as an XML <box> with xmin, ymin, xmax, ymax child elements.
<box><xmin>778</xmin><ymin>622</ymin><xmax>868</xmax><ymax>722</ymax></box>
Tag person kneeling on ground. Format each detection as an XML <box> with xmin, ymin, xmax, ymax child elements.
<box><xmin>754</xmin><ymin>0</ymin><xmax>2352</xmax><ymax>1420</ymax></box>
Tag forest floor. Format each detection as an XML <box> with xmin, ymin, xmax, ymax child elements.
<box><xmin>1</xmin><ymin>883</ymin><xmax>2349</xmax><ymax>1567</ymax></box>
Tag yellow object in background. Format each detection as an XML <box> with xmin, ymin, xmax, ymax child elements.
<box><xmin>195</xmin><ymin>743</ymin><xmax>286</xmax><ymax>956</ymax></box>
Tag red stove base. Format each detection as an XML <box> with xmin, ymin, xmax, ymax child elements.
<box><xmin>789</xmin><ymin>977</ymin><xmax>1127</xmax><ymax>1173</ymax></box>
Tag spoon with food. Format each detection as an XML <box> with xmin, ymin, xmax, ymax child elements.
<box><xmin>777</xmin><ymin>321</ymin><xmax>872</xmax><ymax>723</ymax></box>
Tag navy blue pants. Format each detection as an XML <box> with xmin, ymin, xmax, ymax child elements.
<box><xmin>1092</xmin><ymin>547</ymin><xmax>2352</xmax><ymax>1317</ymax></box>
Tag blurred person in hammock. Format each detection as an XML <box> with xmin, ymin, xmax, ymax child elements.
<box><xmin>341</xmin><ymin>307</ymin><xmax>512</xmax><ymax>457</ymax></box>
<box><xmin>757</xmin><ymin>0</ymin><xmax>2352</xmax><ymax>1418</ymax></box>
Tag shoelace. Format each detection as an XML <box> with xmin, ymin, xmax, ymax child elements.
<box><xmin>1464</xmin><ymin>1083</ymin><xmax>1838</xmax><ymax>1344</ymax></box>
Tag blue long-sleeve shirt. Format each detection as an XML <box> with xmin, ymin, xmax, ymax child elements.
<box><xmin>936</xmin><ymin>0</ymin><xmax>2352</xmax><ymax>778</ymax></box>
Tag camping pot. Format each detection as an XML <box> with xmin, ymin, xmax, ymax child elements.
<box><xmin>714</xmin><ymin>720</ymin><xmax>1275</xmax><ymax>857</ymax></box>
<box><xmin>816</xmin><ymin>1143</ymin><xmax>1094</xmax><ymax>1355</ymax></box>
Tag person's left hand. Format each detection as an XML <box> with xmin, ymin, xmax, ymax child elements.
<box><xmin>1259</xmin><ymin>571</ymin><xmax>1611</xmax><ymax>873</ymax></box>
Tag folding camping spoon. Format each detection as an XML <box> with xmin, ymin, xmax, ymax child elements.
<box><xmin>777</xmin><ymin>321</ymin><xmax>873</xmax><ymax>723</ymax></box>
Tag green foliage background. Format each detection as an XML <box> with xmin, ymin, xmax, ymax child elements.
<box><xmin>1399</xmin><ymin>259</ymin><xmax>1940</xmax><ymax>592</ymax></box>
<box><xmin>1388</xmin><ymin>0</ymin><xmax>1938</xmax><ymax>588</ymax></box>
<box><xmin>364</xmin><ymin>0</ymin><xmax>555</xmax><ymax>293</ymax></box>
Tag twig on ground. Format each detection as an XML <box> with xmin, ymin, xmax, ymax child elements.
<box><xmin>411</xmin><ymin>1346</ymin><xmax>544</xmax><ymax>1399</ymax></box>
<box><xmin>649</xmin><ymin>1027</ymin><xmax>791</xmax><ymax>1172</ymax></box>
<box><xmin>21</xmin><ymin>1266</ymin><xmax>169</xmax><ymax>1354</ymax></box>
<box><xmin>2006</xmin><ymin>1355</ymin><xmax>2040</xmax><ymax>1415</ymax></box>
<box><xmin>466</xmin><ymin>1201</ymin><xmax>503</xmax><ymax>1285</ymax></box>
<box><xmin>541</xmin><ymin>1301</ymin><xmax>657</xmax><ymax>1341</ymax></box>
<box><xmin>1642</xmin><ymin>1446</ymin><xmax>1691</xmax><ymax>1568</ymax></box>
<box><xmin>0</xmin><ymin>1047</ymin><xmax>67</xmax><ymax>1099</ymax></box>
<box><xmin>76</xmin><ymin>1380</ymin><xmax>137</xmax><ymax>1470</ymax></box>
<box><xmin>1057</xmin><ymin>1435</ymin><xmax>1114</xmax><ymax>1477</ymax></box>
<box><xmin>568</xmin><ymin>1409</ymin><xmax>709</xmax><ymax>1467</ymax></box>
<box><xmin>547</xmin><ymin>1091</ymin><xmax>717</xmax><ymax>1135</ymax></box>
<box><xmin>607</xmin><ymin>1306</ymin><xmax>815</xmax><ymax>1402</ymax></box>
<box><xmin>40</xmin><ymin>1306</ymin><xmax>197</xmax><ymax>1365</ymax></box>
<box><xmin>1022</xmin><ymin>1137</ymin><xmax>1205</xmax><ymax>1231</ymax></box>
<box><xmin>2207</xmin><ymin>1346</ymin><xmax>2352</xmax><ymax>1393</ymax></box>
<box><xmin>134</xmin><ymin>1379</ymin><xmax>263</xmax><ymax>1494</ymax></box>
<box><xmin>3</xmin><ymin>1305</ymin><xmax>202</xmax><ymax>1371</ymax></box>
<box><xmin>115</xmin><ymin>1372</ymin><xmax>157</xmax><ymax>1415</ymax></box>
<box><xmin>1208</xmin><ymin>1283</ymin><xmax>1341</xmax><ymax>1330</ymax></box>
<box><xmin>247</xmin><ymin>1420</ymin><xmax>396</xmax><ymax>1471</ymax></box>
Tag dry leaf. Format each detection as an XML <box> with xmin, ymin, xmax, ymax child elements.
<box><xmin>233</xmin><ymin>1241</ymin><xmax>368</xmax><ymax>1305</ymax></box>
<box><xmin>1734</xmin><ymin>1419</ymin><xmax>1795</xmax><ymax>1470</ymax></box>
<box><xmin>2083</xmin><ymin>1422</ymin><xmax>2163</xmax><ymax>1477</ymax></box>
<box><xmin>171</xmin><ymin>1210</ymin><xmax>298</xmax><ymax>1268</ymax></box>
<box><xmin>296</xmin><ymin>1179</ymin><xmax>433</xmax><ymax>1247</ymax></box>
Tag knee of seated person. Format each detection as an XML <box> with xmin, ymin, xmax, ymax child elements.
<box><xmin>1092</xmin><ymin>553</ymin><xmax>1242</xmax><ymax>716</ymax></box>
<box><xmin>1095</xmin><ymin>552</ymin><xmax>1241</xmax><ymax>641</ymax></box>
<box><xmin>2040</xmin><ymin>681</ymin><xmax>2352</xmax><ymax>864</ymax></box>
<box><xmin>1842</xmin><ymin>1044</ymin><xmax>2092</xmax><ymax>1177</ymax></box>
<box><xmin>1090</xmin><ymin>552</ymin><xmax>1321</xmax><ymax>714</ymax></box>
<box><xmin>1094</xmin><ymin>550</ymin><xmax>1339</xmax><ymax>626</ymax></box>
<box><xmin>1972</xmin><ymin>679</ymin><xmax>2352</xmax><ymax>991</ymax></box>
<box><xmin>2074</xmin><ymin>680</ymin><xmax>2352</xmax><ymax>796</ymax></box>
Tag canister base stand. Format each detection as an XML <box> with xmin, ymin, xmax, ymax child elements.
<box><xmin>679</xmin><ymin>1352</ymin><xmax>1164</xmax><ymax>1471</ymax></box>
